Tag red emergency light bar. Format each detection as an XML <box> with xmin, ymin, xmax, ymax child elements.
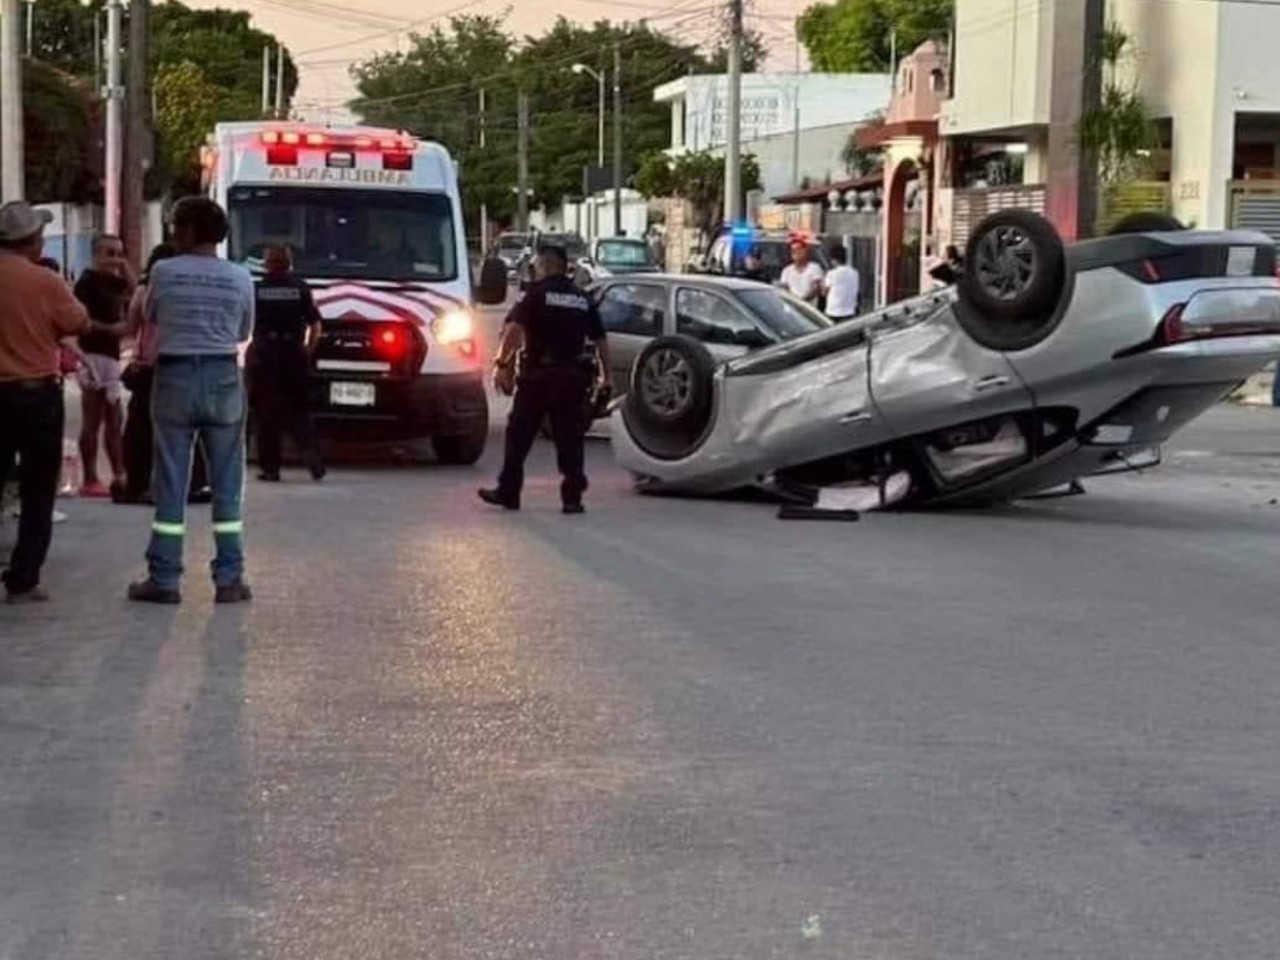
<box><xmin>260</xmin><ymin>130</ymin><xmax>415</xmax><ymax>152</ymax></box>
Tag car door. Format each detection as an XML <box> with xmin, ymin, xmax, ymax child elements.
<box><xmin>866</xmin><ymin>302</ymin><xmax>1035</xmax><ymax>440</ymax></box>
<box><xmin>673</xmin><ymin>286</ymin><xmax>764</xmax><ymax>365</ymax></box>
<box><xmin>596</xmin><ymin>281</ymin><xmax>668</xmax><ymax>388</ymax></box>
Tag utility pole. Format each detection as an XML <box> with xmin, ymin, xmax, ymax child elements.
<box><xmin>791</xmin><ymin>41</ymin><xmax>801</xmax><ymax>191</ymax></box>
<box><xmin>516</xmin><ymin>89</ymin><xmax>529</xmax><ymax>232</ymax></box>
<box><xmin>103</xmin><ymin>0</ymin><xmax>124</xmax><ymax>234</ymax></box>
<box><xmin>1046</xmin><ymin>0</ymin><xmax>1104</xmax><ymax>242</ymax></box>
<box><xmin>479</xmin><ymin>87</ymin><xmax>488</xmax><ymax>253</ymax></box>
<box><xmin>273</xmin><ymin>44</ymin><xmax>286</xmax><ymax>119</ymax></box>
<box><xmin>612</xmin><ymin>41</ymin><xmax>622</xmax><ymax>236</ymax></box>
<box><xmin>124</xmin><ymin>0</ymin><xmax>150</xmax><ymax>266</ymax></box>
<box><xmin>1078</xmin><ymin>0</ymin><xmax>1105</xmax><ymax>239</ymax></box>
<box><xmin>0</xmin><ymin>0</ymin><xmax>22</xmax><ymax>199</ymax></box>
<box><xmin>261</xmin><ymin>46</ymin><xmax>271</xmax><ymax>116</ymax></box>
<box><xmin>724</xmin><ymin>0</ymin><xmax>744</xmax><ymax>225</ymax></box>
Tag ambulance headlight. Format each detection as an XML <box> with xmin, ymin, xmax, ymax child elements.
<box><xmin>434</xmin><ymin>310</ymin><xmax>476</xmax><ymax>352</ymax></box>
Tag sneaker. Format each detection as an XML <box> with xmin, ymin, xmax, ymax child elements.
<box><xmin>214</xmin><ymin>580</ymin><xmax>253</xmax><ymax>604</ymax></box>
<box><xmin>6</xmin><ymin>585</ymin><xmax>50</xmax><ymax>604</ymax></box>
<box><xmin>79</xmin><ymin>481</ymin><xmax>111</xmax><ymax>498</ymax></box>
<box><xmin>478</xmin><ymin>488</ymin><xmax>519</xmax><ymax>511</ymax></box>
<box><xmin>127</xmin><ymin>580</ymin><xmax>182</xmax><ymax>604</ymax></box>
<box><xmin>562</xmin><ymin>502</ymin><xmax>586</xmax><ymax>515</ymax></box>
<box><xmin>308</xmin><ymin>462</ymin><xmax>327</xmax><ymax>482</ymax></box>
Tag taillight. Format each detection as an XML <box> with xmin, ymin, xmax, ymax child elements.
<box><xmin>1157</xmin><ymin>303</ymin><xmax>1186</xmax><ymax>345</ymax></box>
<box><xmin>374</xmin><ymin>325</ymin><xmax>408</xmax><ymax>359</ymax></box>
<box><xmin>1157</xmin><ymin>289</ymin><xmax>1280</xmax><ymax>345</ymax></box>
<box><xmin>383</xmin><ymin>151</ymin><xmax>413</xmax><ymax>171</ymax></box>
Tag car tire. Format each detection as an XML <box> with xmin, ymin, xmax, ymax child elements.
<box><xmin>629</xmin><ymin>335</ymin><xmax>716</xmax><ymax>432</ymax></box>
<box><xmin>432</xmin><ymin>424</ymin><xmax>488</xmax><ymax>465</ymax></box>
<box><xmin>1107</xmin><ymin>211</ymin><xmax>1185</xmax><ymax>234</ymax></box>
<box><xmin>956</xmin><ymin>209</ymin><xmax>1068</xmax><ymax>351</ymax></box>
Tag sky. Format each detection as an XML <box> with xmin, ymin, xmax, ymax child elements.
<box><xmin>189</xmin><ymin>0</ymin><xmax>814</xmax><ymax>121</ymax></box>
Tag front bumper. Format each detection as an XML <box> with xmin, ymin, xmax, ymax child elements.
<box><xmin>310</xmin><ymin>371</ymin><xmax>489</xmax><ymax>443</ymax></box>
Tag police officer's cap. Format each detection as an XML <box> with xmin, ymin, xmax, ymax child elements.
<box><xmin>537</xmin><ymin>243</ymin><xmax>569</xmax><ymax>263</ymax></box>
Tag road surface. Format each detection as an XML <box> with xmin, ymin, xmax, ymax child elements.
<box><xmin>3</xmin><ymin>401</ymin><xmax>1280</xmax><ymax>960</ymax></box>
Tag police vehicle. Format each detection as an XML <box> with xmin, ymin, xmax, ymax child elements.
<box><xmin>201</xmin><ymin>122</ymin><xmax>506</xmax><ymax>464</ymax></box>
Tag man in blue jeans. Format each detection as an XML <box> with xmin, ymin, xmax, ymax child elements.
<box><xmin>127</xmin><ymin>197</ymin><xmax>255</xmax><ymax>604</ymax></box>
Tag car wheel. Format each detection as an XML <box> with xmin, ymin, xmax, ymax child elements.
<box><xmin>433</xmin><ymin>423</ymin><xmax>488</xmax><ymax>465</ymax></box>
<box><xmin>956</xmin><ymin>209</ymin><xmax>1068</xmax><ymax>351</ymax></box>
<box><xmin>1107</xmin><ymin>211</ymin><xmax>1185</xmax><ymax>234</ymax></box>
<box><xmin>630</xmin><ymin>335</ymin><xmax>715</xmax><ymax>432</ymax></box>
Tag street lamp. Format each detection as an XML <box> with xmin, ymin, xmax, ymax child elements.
<box><xmin>571</xmin><ymin>62</ymin><xmax>605</xmax><ymax>168</ymax></box>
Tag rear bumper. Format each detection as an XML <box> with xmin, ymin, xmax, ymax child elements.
<box><xmin>310</xmin><ymin>371</ymin><xmax>488</xmax><ymax>443</ymax></box>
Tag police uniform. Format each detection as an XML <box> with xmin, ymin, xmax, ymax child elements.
<box><xmin>491</xmin><ymin>274</ymin><xmax>605</xmax><ymax>510</ymax></box>
<box><xmin>249</xmin><ymin>272</ymin><xmax>324</xmax><ymax>480</ymax></box>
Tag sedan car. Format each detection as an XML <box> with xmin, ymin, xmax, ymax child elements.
<box><xmin>612</xmin><ymin>209</ymin><xmax>1280</xmax><ymax>508</ymax></box>
<box><xmin>589</xmin><ymin>274</ymin><xmax>833</xmax><ymax>393</ymax></box>
<box><xmin>574</xmin><ymin>237</ymin><xmax>660</xmax><ymax>286</ymax></box>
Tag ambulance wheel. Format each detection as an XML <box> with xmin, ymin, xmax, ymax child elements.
<box><xmin>433</xmin><ymin>428</ymin><xmax>487</xmax><ymax>466</ymax></box>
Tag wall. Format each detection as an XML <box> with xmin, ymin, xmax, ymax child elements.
<box><xmin>943</xmin><ymin>0</ymin><xmax>1055</xmax><ymax>136</ymax></box>
<box><xmin>1110</xmin><ymin>0</ymin><xmax>1227</xmax><ymax>227</ymax></box>
<box><xmin>657</xmin><ymin>73</ymin><xmax>891</xmax><ymax>153</ymax></box>
<box><xmin>743</xmin><ymin>124</ymin><xmax>858</xmax><ymax>198</ymax></box>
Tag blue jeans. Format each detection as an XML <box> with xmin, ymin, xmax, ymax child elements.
<box><xmin>146</xmin><ymin>356</ymin><xmax>247</xmax><ymax>589</ymax></box>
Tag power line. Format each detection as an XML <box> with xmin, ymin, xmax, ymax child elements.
<box><xmin>292</xmin><ymin>0</ymin><xmax>494</xmax><ymax>59</ymax></box>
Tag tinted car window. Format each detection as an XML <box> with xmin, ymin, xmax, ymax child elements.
<box><xmin>737</xmin><ymin>289</ymin><xmax>832</xmax><ymax>341</ymax></box>
<box><xmin>599</xmin><ymin>283</ymin><xmax>666</xmax><ymax>337</ymax></box>
<box><xmin>676</xmin><ymin>288</ymin><xmax>771</xmax><ymax>347</ymax></box>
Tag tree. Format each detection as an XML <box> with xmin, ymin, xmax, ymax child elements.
<box><xmin>1078</xmin><ymin>23</ymin><xmax>1156</xmax><ymax>185</ymax></box>
<box><xmin>797</xmin><ymin>0</ymin><xmax>952</xmax><ymax>73</ymax></box>
<box><xmin>634</xmin><ymin>149</ymin><xmax>762</xmax><ymax>240</ymax></box>
<box><xmin>351</xmin><ymin>13</ymin><xmax>754</xmax><ymax>229</ymax></box>
<box><xmin>840</xmin><ymin>110</ymin><xmax>886</xmax><ymax>176</ymax></box>
<box><xmin>24</xmin><ymin>0</ymin><xmax>296</xmax><ymax>200</ymax></box>
<box><xmin>23</xmin><ymin>61</ymin><xmax>100</xmax><ymax>204</ymax></box>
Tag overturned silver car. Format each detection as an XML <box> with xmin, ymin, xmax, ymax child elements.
<box><xmin>612</xmin><ymin>210</ymin><xmax>1280</xmax><ymax>507</ymax></box>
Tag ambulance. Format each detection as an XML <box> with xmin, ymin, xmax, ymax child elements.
<box><xmin>201</xmin><ymin>121</ymin><xmax>507</xmax><ymax>464</ymax></box>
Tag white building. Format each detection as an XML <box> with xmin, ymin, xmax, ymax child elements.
<box><xmin>655</xmin><ymin>72</ymin><xmax>892</xmax><ymax>198</ymax></box>
<box><xmin>941</xmin><ymin>0</ymin><xmax>1280</xmax><ymax>238</ymax></box>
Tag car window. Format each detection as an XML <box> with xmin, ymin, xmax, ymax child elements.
<box><xmin>597</xmin><ymin>240</ymin><xmax>651</xmax><ymax>267</ymax></box>
<box><xmin>736</xmin><ymin>288</ymin><xmax>832</xmax><ymax>341</ymax></box>
<box><xmin>676</xmin><ymin>288</ymin><xmax>771</xmax><ymax>347</ymax></box>
<box><xmin>598</xmin><ymin>283</ymin><xmax>667</xmax><ymax>337</ymax></box>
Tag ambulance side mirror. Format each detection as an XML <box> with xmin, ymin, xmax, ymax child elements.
<box><xmin>475</xmin><ymin>257</ymin><xmax>508</xmax><ymax>305</ymax></box>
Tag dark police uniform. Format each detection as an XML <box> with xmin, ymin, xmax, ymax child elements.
<box><xmin>249</xmin><ymin>273</ymin><xmax>324</xmax><ymax>479</ymax></box>
<box><xmin>495</xmin><ymin>274</ymin><xmax>605</xmax><ymax>508</ymax></box>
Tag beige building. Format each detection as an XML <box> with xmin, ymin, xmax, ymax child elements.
<box><xmin>939</xmin><ymin>0</ymin><xmax>1280</xmax><ymax>248</ymax></box>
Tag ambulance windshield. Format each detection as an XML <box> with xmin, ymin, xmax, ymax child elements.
<box><xmin>228</xmin><ymin>187</ymin><xmax>458</xmax><ymax>282</ymax></box>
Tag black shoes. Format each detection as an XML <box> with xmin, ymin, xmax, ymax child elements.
<box><xmin>562</xmin><ymin>503</ymin><xmax>585</xmax><ymax>515</ymax></box>
<box><xmin>478</xmin><ymin>488</ymin><xmax>520</xmax><ymax>511</ymax></box>
<box><xmin>5</xmin><ymin>585</ymin><xmax>50</xmax><ymax>604</ymax></box>
<box><xmin>214</xmin><ymin>580</ymin><xmax>253</xmax><ymax>604</ymax></box>
<box><xmin>127</xmin><ymin>580</ymin><xmax>182</xmax><ymax>605</ymax></box>
<box><xmin>258</xmin><ymin>472</ymin><xmax>281</xmax><ymax>483</ymax></box>
<box><xmin>188</xmin><ymin>486</ymin><xmax>214</xmax><ymax>504</ymax></box>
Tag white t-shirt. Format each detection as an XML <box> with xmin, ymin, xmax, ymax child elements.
<box><xmin>823</xmin><ymin>264</ymin><xmax>861</xmax><ymax>317</ymax></box>
<box><xmin>780</xmin><ymin>261</ymin><xmax>825</xmax><ymax>302</ymax></box>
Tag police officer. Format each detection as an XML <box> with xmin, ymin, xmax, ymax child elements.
<box><xmin>249</xmin><ymin>245</ymin><xmax>326</xmax><ymax>482</ymax></box>
<box><xmin>479</xmin><ymin>245</ymin><xmax>612</xmax><ymax>514</ymax></box>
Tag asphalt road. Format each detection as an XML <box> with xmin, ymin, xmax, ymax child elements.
<box><xmin>4</xmin><ymin>390</ymin><xmax>1280</xmax><ymax>958</ymax></box>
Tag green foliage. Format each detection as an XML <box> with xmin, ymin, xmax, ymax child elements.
<box><xmin>351</xmin><ymin>13</ymin><xmax>753</xmax><ymax>230</ymax></box>
<box><xmin>797</xmin><ymin>0</ymin><xmax>952</xmax><ymax>73</ymax></box>
<box><xmin>24</xmin><ymin>0</ymin><xmax>294</xmax><ymax>200</ymax></box>
<box><xmin>23</xmin><ymin>61</ymin><xmax>98</xmax><ymax>204</ymax></box>
<box><xmin>1078</xmin><ymin>23</ymin><xmax>1156</xmax><ymax>184</ymax></box>
<box><xmin>634</xmin><ymin>149</ymin><xmax>762</xmax><ymax>239</ymax></box>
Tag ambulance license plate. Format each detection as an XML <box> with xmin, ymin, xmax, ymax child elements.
<box><xmin>330</xmin><ymin>381</ymin><xmax>376</xmax><ymax>407</ymax></box>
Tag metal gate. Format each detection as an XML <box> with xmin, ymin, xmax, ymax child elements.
<box><xmin>1229</xmin><ymin>181</ymin><xmax>1280</xmax><ymax>243</ymax></box>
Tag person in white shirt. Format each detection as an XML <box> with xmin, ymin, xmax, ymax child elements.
<box><xmin>822</xmin><ymin>245</ymin><xmax>861</xmax><ymax>320</ymax></box>
<box><xmin>779</xmin><ymin>239</ymin><xmax>825</xmax><ymax>305</ymax></box>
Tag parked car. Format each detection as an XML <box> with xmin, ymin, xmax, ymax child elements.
<box><xmin>492</xmin><ymin>232</ymin><xmax>531</xmax><ymax>278</ymax></box>
<box><xmin>589</xmin><ymin>274</ymin><xmax>833</xmax><ymax>393</ymax></box>
<box><xmin>690</xmin><ymin>228</ymin><xmax>833</xmax><ymax>283</ymax></box>
<box><xmin>574</xmin><ymin>237</ymin><xmax>661</xmax><ymax>286</ymax></box>
<box><xmin>516</xmin><ymin>231</ymin><xmax>589</xmax><ymax>289</ymax></box>
<box><xmin>612</xmin><ymin>209</ymin><xmax>1280</xmax><ymax>508</ymax></box>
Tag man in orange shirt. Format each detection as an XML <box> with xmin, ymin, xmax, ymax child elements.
<box><xmin>0</xmin><ymin>202</ymin><xmax>110</xmax><ymax>602</ymax></box>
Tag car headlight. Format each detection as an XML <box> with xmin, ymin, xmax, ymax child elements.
<box><xmin>434</xmin><ymin>309</ymin><xmax>475</xmax><ymax>348</ymax></box>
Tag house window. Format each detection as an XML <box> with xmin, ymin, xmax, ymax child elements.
<box><xmin>930</xmin><ymin>68</ymin><xmax>946</xmax><ymax>93</ymax></box>
<box><xmin>904</xmin><ymin>69</ymin><xmax>914</xmax><ymax>93</ymax></box>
